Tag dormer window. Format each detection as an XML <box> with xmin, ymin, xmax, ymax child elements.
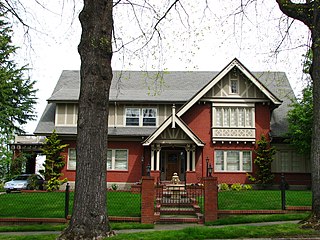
<box><xmin>125</xmin><ymin>107</ymin><xmax>157</xmax><ymax>126</ymax></box>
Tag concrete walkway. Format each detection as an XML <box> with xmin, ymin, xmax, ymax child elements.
<box><xmin>1</xmin><ymin>220</ymin><xmax>318</xmax><ymax>239</ymax></box>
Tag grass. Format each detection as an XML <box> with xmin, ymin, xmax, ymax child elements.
<box><xmin>0</xmin><ymin>222</ymin><xmax>153</xmax><ymax>232</ymax></box>
<box><xmin>205</xmin><ymin>213</ymin><xmax>310</xmax><ymax>226</ymax></box>
<box><xmin>0</xmin><ymin>191</ymin><xmax>141</xmax><ymax>218</ymax></box>
<box><xmin>0</xmin><ymin>190</ymin><xmax>311</xmax><ymax>218</ymax></box>
<box><xmin>0</xmin><ymin>223</ymin><xmax>318</xmax><ymax>240</ymax></box>
<box><xmin>218</xmin><ymin>190</ymin><xmax>312</xmax><ymax>210</ymax></box>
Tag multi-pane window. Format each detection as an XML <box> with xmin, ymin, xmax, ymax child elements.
<box><xmin>143</xmin><ymin>108</ymin><xmax>157</xmax><ymax>126</ymax></box>
<box><xmin>67</xmin><ymin>148</ymin><xmax>77</xmax><ymax>170</ymax></box>
<box><xmin>56</xmin><ymin>104</ymin><xmax>78</xmax><ymax>126</ymax></box>
<box><xmin>272</xmin><ymin>149</ymin><xmax>310</xmax><ymax>173</ymax></box>
<box><xmin>214</xmin><ymin>107</ymin><xmax>254</xmax><ymax>128</ymax></box>
<box><xmin>125</xmin><ymin>107</ymin><xmax>157</xmax><ymax>126</ymax></box>
<box><xmin>215</xmin><ymin>150</ymin><xmax>252</xmax><ymax>172</ymax></box>
<box><xmin>107</xmin><ymin>149</ymin><xmax>128</xmax><ymax>170</ymax></box>
<box><xmin>125</xmin><ymin>108</ymin><xmax>140</xmax><ymax>126</ymax></box>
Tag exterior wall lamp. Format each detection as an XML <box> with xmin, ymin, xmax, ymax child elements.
<box><xmin>208</xmin><ymin>163</ymin><xmax>213</xmax><ymax>177</ymax></box>
<box><xmin>146</xmin><ymin>164</ymin><xmax>151</xmax><ymax>176</ymax></box>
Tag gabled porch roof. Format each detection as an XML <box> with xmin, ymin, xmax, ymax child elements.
<box><xmin>142</xmin><ymin>113</ymin><xmax>204</xmax><ymax>147</ymax></box>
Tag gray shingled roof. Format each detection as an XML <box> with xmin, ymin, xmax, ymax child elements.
<box><xmin>35</xmin><ymin>70</ymin><xmax>295</xmax><ymax>138</ymax></box>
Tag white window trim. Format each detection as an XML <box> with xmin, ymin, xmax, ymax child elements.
<box><xmin>67</xmin><ymin>148</ymin><xmax>77</xmax><ymax>170</ymax></box>
<box><xmin>124</xmin><ymin>107</ymin><xmax>158</xmax><ymax>127</ymax></box>
<box><xmin>212</xmin><ymin>103</ymin><xmax>255</xmax><ymax>128</ymax></box>
<box><xmin>107</xmin><ymin>149</ymin><xmax>128</xmax><ymax>171</ymax></box>
<box><xmin>214</xmin><ymin>150</ymin><xmax>252</xmax><ymax>172</ymax></box>
<box><xmin>55</xmin><ymin>104</ymin><xmax>78</xmax><ymax>126</ymax></box>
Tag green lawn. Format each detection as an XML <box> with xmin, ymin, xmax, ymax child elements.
<box><xmin>218</xmin><ymin>190</ymin><xmax>312</xmax><ymax>210</ymax></box>
<box><xmin>0</xmin><ymin>190</ymin><xmax>311</xmax><ymax>218</ymax></box>
<box><xmin>0</xmin><ymin>191</ymin><xmax>141</xmax><ymax>218</ymax></box>
<box><xmin>0</xmin><ymin>223</ymin><xmax>318</xmax><ymax>240</ymax></box>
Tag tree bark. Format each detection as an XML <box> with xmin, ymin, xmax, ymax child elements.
<box><xmin>276</xmin><ymin>0</ymin><xmax>320</xmax><ymax>218</ymax></box>
<box><xmin>58</xmin><ymin>0</ymin><xmax>113</xmax><ymax>239</ymax></box>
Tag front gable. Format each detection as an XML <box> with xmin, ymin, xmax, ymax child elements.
<box><xmin>177</xmin><ymin>58</ymin><xmax>282</xmax><ymax>118</ymax></box>
<box><xmin>204</xmin><ymin>67</ymin><xmax>267</xmax><ymax>100</ymax></box>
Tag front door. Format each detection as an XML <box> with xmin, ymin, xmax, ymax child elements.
<box><xmin>166</xmin><ymin>153</ymin><xmax>180</xmax><ymax>180</ymax></box>
<box><xmin>161</xmin><ymin>149</ymin><xmax>186</xmax><ymax>181</ymax></box>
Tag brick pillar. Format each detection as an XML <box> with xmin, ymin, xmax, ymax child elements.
<box><xmin>203</xmin><ymin>177</ymin><xmax>218</xmax><ymax>222</ymax></box>
<box><xmin>141</xmin><ymin>176</ymin><xmax>155</xmax><ymax>224</ymax></box>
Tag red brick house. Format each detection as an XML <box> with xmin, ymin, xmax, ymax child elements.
<box><xmin>34</xmin><ymin>58</ymin><xmax>310</xmax><ymax>189</ymax></box>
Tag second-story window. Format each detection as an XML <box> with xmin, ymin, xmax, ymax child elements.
<box><xmin>125</xmin><ymin>107</ymin><xmax>157</xmax><ymax>126</ymax></box>
<box><xmin>143</xmin><ymin>108</ymin><xmax>157</xmax><ymax>126</ymax></box>
<box><xmin>56</xmin><ymin>103</ymin><xmax>78</xmax><ymax>126</ymax></box>
<box><xmin>125</xmin><ymin>108</ymin><xmax>140</xmax><ymax>126</ymax></box>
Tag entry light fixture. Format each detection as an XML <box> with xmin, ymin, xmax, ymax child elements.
<box><xmin>208</xmin><ymin>163</ymin><xmax>213</xmax><ymax>177</ymax></box>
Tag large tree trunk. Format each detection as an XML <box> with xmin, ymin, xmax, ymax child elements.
<box><xmin>276</xmin><ymin>0</ymin><xmax>320</xmax><ymax>218</ymax></box>
<box><xmin>310</xmin><ymin>0</ymin><xmax>320</xmax><ymax>219</ymax></box>
<box><xmin>58</xmin><ymin>0</ymin><xmax>113</xmax><ymax>239</ymax></box>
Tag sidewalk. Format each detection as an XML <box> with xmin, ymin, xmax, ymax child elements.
<box><xmin>0</xmin><ymin>220</ymin><xmax>302</xmax><ymax>236</ymax></box>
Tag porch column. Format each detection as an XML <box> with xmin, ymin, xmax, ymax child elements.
<box><xmin>185</xmin><ymin>144</ymin><xmax>191</xmax><ymax>171</ymax></box>
<box><xmin>151</xmin><ymin>145</ymin><xmax>155</xmax><ymax>171</ymax></box>
<box><xmin>191</xmin><ymin>145</ymin><xmax>196</xmax><ymax>171</ymax></box>
<box><xmin>155</xmin><ymin>144</ymin><xmax>161</xmax><ymax>171</ymax></box>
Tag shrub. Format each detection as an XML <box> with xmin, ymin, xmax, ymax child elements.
<box><xmin>231</xmin><ymin>183</ymin><xmax>243</xmax><ymax>191</ymax></box>
<box><xmin>219</xmin><ymin>183</ymin><xmax>229</xmax><ymax>191</ymax></box>
<box><xmin>111</xmin><ymin>183</ymin><xmax>118</xmax><ymax>191</ymax></box>
<box><xmin>242</xmin><ymin>184</ymin><xmax>253</xmax><ymax>190</ymax></box>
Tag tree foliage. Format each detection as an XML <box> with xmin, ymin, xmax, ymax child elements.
<box><xmin>40</xmin><ymin>130</ymin><xmax>68</xmax><ymax>191</ymax></box>
<box><xmin>248</xmin><ymin>135</ymin><xmax>276</xmax><ymax>186</ymax></box>
<box><xmin>0</xmin><ymin>5</ymin><xmax>37</xmax><ymax>182</ymax></box>
<box><xmin>287</xmin><ymin>84</ymin><xmax>313</xmax><ymax>157</ymax></box>
<box><xmin>0</xmin><ymin>8</ymin><xmax>37</xmax><ymax>134</ymax></box>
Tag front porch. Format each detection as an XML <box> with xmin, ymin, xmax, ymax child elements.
<box><xmin>148</xmin><ymin>144</ymin><xmax>200</xmax><ymax>183</ymax></box>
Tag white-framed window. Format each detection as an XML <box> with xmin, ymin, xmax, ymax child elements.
<box><xmin>107</xmin><ymin>149</ymin><xmax>128</xmax><ymax>170</ymax></box>
<box><xmin>215</xmin><ymin>150</ymin><xmax>252</xmax><ymax>172</ymax></box>
<box><xmin>56</xmin><ymin>104</ymin><xmax>78</xmax><ymax>126</ymax></box>
<box><xmin>125</xmin><ymin>108</ymin><xmax>140</xmax><ymax>126</ymax></box>
<box><xmin>67</xmin><ymin>148</ymin><xmax>77</xmax><ymax>170</ymax></box>
<box><xmin>214</xmin><ymin>106</ymin><xmax>254</xmax><ymax>128</ymax></box>
<box><xmin>125</xmin><ymin>107</ymin><xmax>157</xmax><ymax>127</ymax></box>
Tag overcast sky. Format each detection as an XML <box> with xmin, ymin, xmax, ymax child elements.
<box><xmin>11</xmin><ymin>1</ymin><xmax>310</xmax><ymax>134</ymax></box>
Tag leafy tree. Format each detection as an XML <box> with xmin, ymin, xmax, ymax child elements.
<box><xmin>41</xmin><ymin>130</ymin><xmax>68</xmax><ymax>191</ymax></box>
<box><xmin>0</xmin><ymin>6</ymin><xmax>37</xmax><ymax>182</ymax></box>
<box><xmin>247</xmin><ymin>135</ymin><xmax>276</xmax><ymax>186</ymax></box>
<box><xmin>276</xmin><ymin>0</ymin><xmax>320</xmax><ymax>220</ymax></box>
<box><xmin>287</xmin><ymin>84</ymin><xmax>313</xmax><ymax>157</ymax></box>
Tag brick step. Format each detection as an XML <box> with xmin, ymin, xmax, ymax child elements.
<box><xmin>160</xmin><ymin>206</ymin><xmax>195</xmax><ymax>215</ymax></box>
<box><xmin>157</xmin><ymin>214</ymin><xmax>203</xmax><ymax>224</ymax></box>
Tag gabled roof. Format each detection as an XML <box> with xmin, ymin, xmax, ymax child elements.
<box><xmin>35</xmin><ymin>59</ymin><xmax>295</xmax><ymax>138</ymax></box>
<box><xmin>177</xmin><ymin>58</ymin><xmax>282</xmax><ymax>117</ymax></box>
<box><xmin>142</xmin><ymin>113</ymin><xmax>205</xmax><ymax>146</ymax></box>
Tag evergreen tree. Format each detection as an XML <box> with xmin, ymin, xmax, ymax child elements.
<box><xmin>0</xmin><ymin>7</ymin><xmax>37</xmax><ymax>181</ymax></box>
<box><xmin>40</xmin><ymin>130</ymin><xmax>68</xmax><ymax>191</ymax></box>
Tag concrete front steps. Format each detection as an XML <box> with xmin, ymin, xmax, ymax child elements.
<box><xmin>156</xmin><ymin>203</ymin><xmax>203</xmax><ymax>224</ymax></box>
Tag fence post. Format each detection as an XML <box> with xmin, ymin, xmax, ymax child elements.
<box><xmin>141</xmin><ymin>176</ymin><xmax>155</xmax><ymax>224</ymax></box>
<box><xmin>280</xmin><ymin>173</ymin><xmax>286</xmax><ymax>210</ymax></box>
<box><xmin>65</xmin><ymin>183</ymin><xmax>70</xmax><ymax>219</ymax></box>
<box><xmin>203</xmin><ymin>177</ymin><xmax>218</xmax><ymax>223</ymax></box>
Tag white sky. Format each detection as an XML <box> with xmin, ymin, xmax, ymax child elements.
<box><xmin>10</xmin><ymin>1</ymin><xmax>310</xmax><ymax>134</ymax></box>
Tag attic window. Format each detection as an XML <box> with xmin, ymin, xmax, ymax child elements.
<box><xmin>230</xmin><ymin>80</ymin><xmax>239</xmax><ymax>94</ymax></box>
